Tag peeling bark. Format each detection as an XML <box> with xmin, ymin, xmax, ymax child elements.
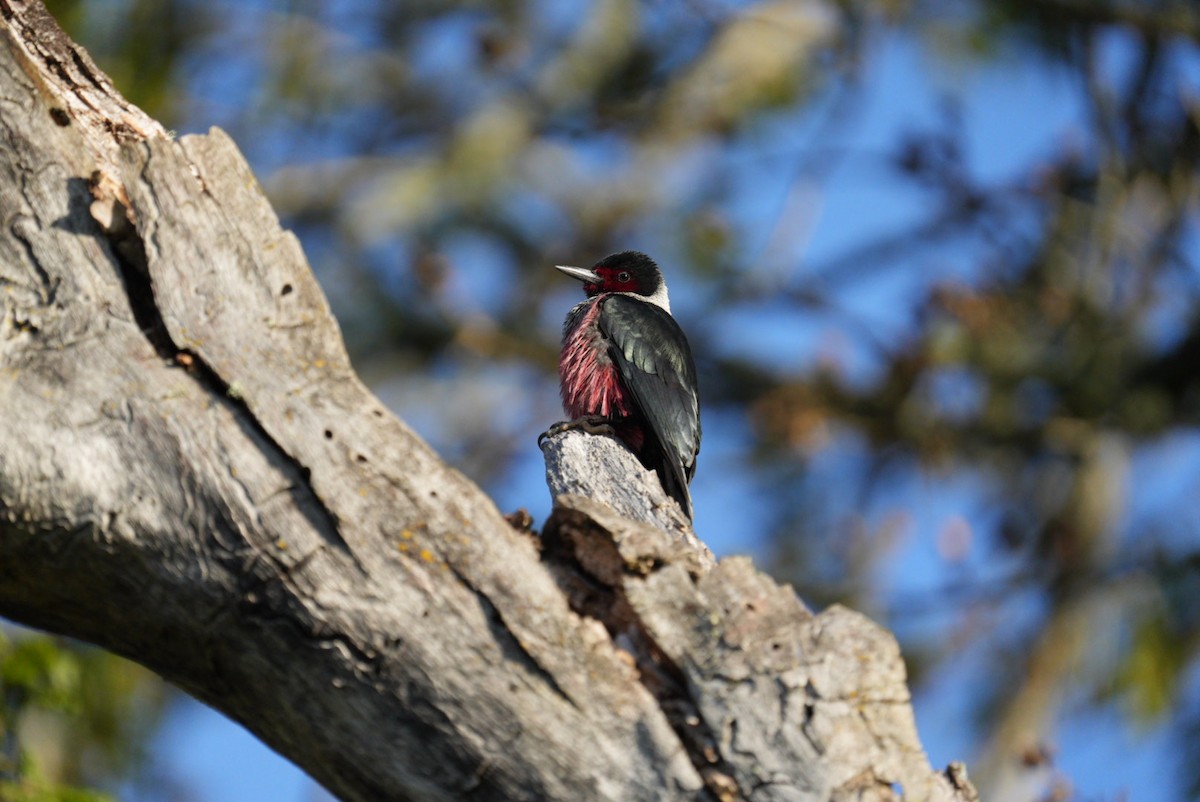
<box><xmin>0</xmin><ymin>3</ymin><xmax>977</xmax><ymax>801</ymax></box>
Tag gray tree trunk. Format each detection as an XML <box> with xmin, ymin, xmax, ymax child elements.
<box><xmin>0</xmin><ymin>4</ymin><xmax>977</xmax><ymax>801</ymax></box>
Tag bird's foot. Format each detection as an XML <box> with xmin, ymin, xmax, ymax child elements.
<box><xmin>538</xmin><ymin>416</ymin><xmax>616</xmax><ymax>448</ymax></box>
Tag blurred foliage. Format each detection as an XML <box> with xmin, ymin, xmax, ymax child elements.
<box><xmin>0</xmin><ymin>781</ymin><xmax>114</xmax><ymax>802</ymax></box>
<box><xmin>24</xmin><ymin>0</ymin><xmax>1200</xmax><ymax>800</ymax></box>
<box><xmin>1</xmin><ymin>629</ymin><xmax>168</xmax><ymax>801</ymax></box>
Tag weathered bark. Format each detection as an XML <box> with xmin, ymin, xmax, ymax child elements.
<box><xmin>0</xmin><ymin>3</ymin><xmax>977</xmax><ymax>801</ymax></box>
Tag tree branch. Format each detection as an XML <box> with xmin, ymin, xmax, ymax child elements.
<box><xmin>0</xmin><ymin>3</ymin><xmax>977</xmax><ymax>801</ymax></box>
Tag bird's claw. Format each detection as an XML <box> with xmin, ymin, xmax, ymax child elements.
<box><xmin>538</xmin><ymin>416</ymin><xmax>616</xmax><ymax>448</ymax></box>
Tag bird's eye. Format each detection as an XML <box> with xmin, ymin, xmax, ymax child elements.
<box><xmin>617</xmin><ymin>271</ymin><xmax>631</xmax><ymax>283</ymax></box>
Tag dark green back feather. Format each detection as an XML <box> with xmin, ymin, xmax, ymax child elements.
<box><xmin>599</xmin><ymin>294</ymin><xmax>701</xmax><ymax>516</ymax></box>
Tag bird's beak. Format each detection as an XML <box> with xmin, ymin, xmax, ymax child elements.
<box><xmin>555</xmin><ymin>264</ymin><xmax>602</xmax><ymax>284</ymax></box>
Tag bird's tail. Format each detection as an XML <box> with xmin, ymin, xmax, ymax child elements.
<box><xmin>656</xmin><ymin>458</ymin><xmax>693</xmax><ymax>521</ymax></box>
<box><xmin>616</xmin><ymin>420</ymin><xmax>694</xmax><ymax>520</ymax></box>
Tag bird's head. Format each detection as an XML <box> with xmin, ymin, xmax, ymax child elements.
<box><xmin>555</xmin><ymin>251</ymin><xmax>670</xmax><ymax>311</ymax></box>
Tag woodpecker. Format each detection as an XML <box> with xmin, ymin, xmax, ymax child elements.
<box><xmin>551</xmin><ymin>251</ymin><xmax>701</xmax><ymax>519</ymax></box>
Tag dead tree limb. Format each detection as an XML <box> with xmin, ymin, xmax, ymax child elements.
<box><xmin>0</xmin><ymin>3</ymin><xmax>976</xmax><ymax>800</ymax></box>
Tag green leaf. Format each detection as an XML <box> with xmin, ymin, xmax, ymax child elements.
<box><xmin>1</xmin><ymin>638</ymin><xmax>83</xmax><ymax>715</ymax></box>
<box><xmin>1115</xmin><ymin>612</ymin><xmax>1184</xmax><ymax>722</ymax></box>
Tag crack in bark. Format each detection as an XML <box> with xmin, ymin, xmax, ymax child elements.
<box><xmin>88</xmin><ymin>179</ymin><xmax>363</xmax><ymax>573</ymax></box>
<box><xmin>542</xmin><ymin>506</ymin><xmax>744</xmax><ymax>801</ymax></box>
<box><xmin>68</xmin><ymin>47</ymin><xmax>105</xmax><ymax>94</ymax></box>
<box><xmin>95</xmin><ymin>201</ymin><xmax>172</xmax><ymax>356</ymax></box>
<box><xmin>445</xmin><ymin>561</ymin><xmax>578</xmax><ymax>711</ymax></box>
<box><xmin>8</xmin><ymin>214</ymin><xmax>57</xmax><ymax>305</ymax></box>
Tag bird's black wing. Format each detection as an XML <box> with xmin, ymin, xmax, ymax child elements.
<box><xmin>599</xmin><ymin>294</ymin><xmax>701</xmax><ymax>517</ymax></box>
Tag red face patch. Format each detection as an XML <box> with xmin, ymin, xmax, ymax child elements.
<box><xmin>593</xmin><ymin>266</ymin><xmax>639</xmax><ymax>294</ymax></box>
